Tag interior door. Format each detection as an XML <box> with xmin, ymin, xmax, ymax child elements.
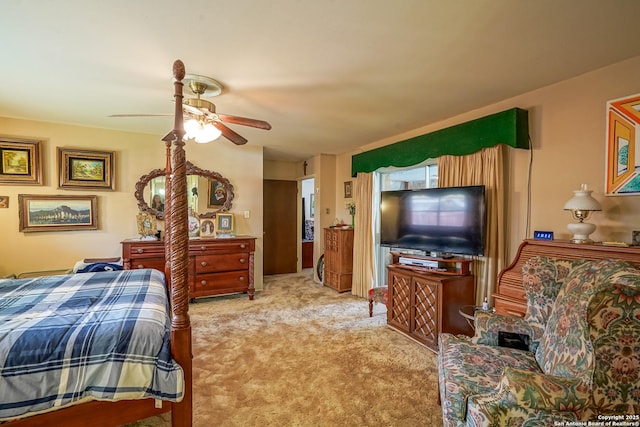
<box><xmin>263</xmin><ymin>179</ymin><xmax>298</xmax><ymax>275</ymax></box>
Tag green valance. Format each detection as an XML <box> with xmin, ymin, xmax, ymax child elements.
<box><xmin>351</xmin><ymin>107</ymin><xmax>529</xmax><ymax>176</ymax></box>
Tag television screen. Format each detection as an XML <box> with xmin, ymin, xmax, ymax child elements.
<box><xmin>380</xmin><ymin>185</ymin><xmax>486</xmax><ymax>256</ymax></box>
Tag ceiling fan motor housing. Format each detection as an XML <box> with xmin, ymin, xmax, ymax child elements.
<box><xmin>184</xmin><ymin>97</ymin><xmax>216</xmax><ymax>113</ymax></box>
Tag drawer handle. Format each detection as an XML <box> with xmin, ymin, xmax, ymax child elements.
<box><xmin>239</xmin><ymin>258</ymin><xmax>246</xmax><ymax>264</ymax></box>
<box><xmin>200</xmin><ymin>246</ymin><xmax>206</xmax><ymax>251</ymax></box>
<box><xmin>137</xmin><ymin>249</ymin><xmax>144</xmax><ymax>254</ymax></box>
<box><xmin>136</xmin><ymin>264</ymin><xmax>145</xmax><ymax>269</ymax></box>
<box><xmin>239</xmin><ymin>277</ymin><xmax>245</xmax><ymax>282</ymax></box>
<box><xmin>201</xmin><ymin>261</ymin><xmax>207</xmax><ymax>267</ymax></box>
<box><xmin>240</xmin><ymin>244</ymin><xmax>246</xmax><ymax>249</ymax></box>
<box><xmin>200</xmin><ymin>280</ymin><xmax>207</xmax><ymax>286</ymax></box>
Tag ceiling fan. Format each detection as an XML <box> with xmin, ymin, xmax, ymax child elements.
<box><xmin>110</xmin><ymin>74</ymin><xmax>271</xmax><ymax>145</ymax></box>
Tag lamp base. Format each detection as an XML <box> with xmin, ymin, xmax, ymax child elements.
<box><xmin>567</xmin><ymin>222</ymin><xmax>597</xmax><ymax>245</ymax></box>
<box><xmin>569</xmin><ymin>237</ymin><xmax>595</xmax><ymax>244</ymax></box>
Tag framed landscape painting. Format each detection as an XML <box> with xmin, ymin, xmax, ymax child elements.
<box><xmin>18</xmin><ymin>194</ymin><xmax>98</xmax><ymax>232</ymax></box>
<box><xmin>0</xmin><ymin>138</ymin><xmax>43</xmax><ymax>185</ymax></box>
<box><xmin>58</xmin><ymin>148</ymin><xmax>114</xmax><ymax>190</ymax></box>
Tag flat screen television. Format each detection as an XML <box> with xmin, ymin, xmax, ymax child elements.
<box><xmin>380</xmin><ymin>185</ymin><xmax>486</xmax><ymax>256</ymax></box>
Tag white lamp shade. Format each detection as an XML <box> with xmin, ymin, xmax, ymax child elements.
<box><xmin>184</xmin><ymin>119</ymin><xmax>222</xmax><ymax>143</ymax></box>
<box><xmin>563</xmin><ymin>184</ymin><xmax>602</xmax><ymax>211</ymax></box>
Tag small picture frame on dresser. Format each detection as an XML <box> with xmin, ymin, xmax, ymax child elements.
<box><xmin>200</xmin><ymin>219</ymin><xmax>215</xmax><ymax>237</ymax></box>
<box><xmin>215</xmin><ymin>213</ymin><xmax>235</xmax><ymax>237</ymax></box>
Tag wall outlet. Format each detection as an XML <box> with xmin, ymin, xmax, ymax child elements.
<box><xmin>243</xmin><ymin>210</ymin><xmax>250</xmax><ymax>219</ymax></box>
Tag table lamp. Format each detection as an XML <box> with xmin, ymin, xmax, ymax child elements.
<box><xmin>563</xmin><ymin>184</ymin><xmax>602</xmax><ymax>244</ymax></box>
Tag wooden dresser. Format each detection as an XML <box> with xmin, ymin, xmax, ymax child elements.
<box><xmin>122</xmin><ymin>236</ymin><xmax>256</xmax><ymax>300</ymax></box>
<box><xmin>387</xmin><ymin>253</ymin><xmax>475</xmax><ymax>351</ymax></box>
<box><xmin>493</xmin><ymin>239</ymin><xmax>640</xmax><ymax>317</ymax></box>
<box><xmin>323</xmin><ymin>227</ymin><xmax>354</xmax><ymax>292</ymax></box>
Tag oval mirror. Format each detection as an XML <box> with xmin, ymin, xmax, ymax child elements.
<box><xmin>134</xmin><ymin>161</ymin><xmax>234</xmax><ymax>220</ymax></box>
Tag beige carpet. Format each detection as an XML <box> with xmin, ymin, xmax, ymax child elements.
<box><xmin>128</xmin><ymin>269</ymin><xmax>443</xmax><ymax>426</ymax></box>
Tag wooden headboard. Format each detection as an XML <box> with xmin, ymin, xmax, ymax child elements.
<box><xmin>492</xmin><ymin>239</ymin><xmax>640</xmax><ymax>317</ymax></box>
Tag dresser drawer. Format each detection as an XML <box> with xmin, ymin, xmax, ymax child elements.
<box><xmin>190</xmin><ymin>239</ymin><xmax>254</xmax><ymax>254</ymax></box>
<box><xmin>192</xmin><ymin>271</ymin><xmax>249</xmax><ymax>296</ymax></box>
<box><xmin>130</xmin><ymin>258</ymin><xmax>166</xmax><ymax>271</ymax></box>
<box><xmin>493</xmin><ymin>297</ymin><xmax>526</xmax><ymax>318</ymax></box>
<box><xmin>195</xmin><ymin>253</ymin><xmax>249</xmax><ymax>273</ymax></box>
<box><xmin>127</xmin><ymin>244</ymin><xmax>166</xmax><ymax>258</ymax></box>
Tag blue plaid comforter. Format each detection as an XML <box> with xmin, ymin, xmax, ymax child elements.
<box><xmin>0</xmin><ymin>269</ymin><xmax>184</xmax><ymax>420</ymax></box>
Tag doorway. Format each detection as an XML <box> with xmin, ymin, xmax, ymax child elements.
<box><xmin>263</xmin><ymin>179</ymin><xmax>298</xmax><ymax>275</ymax></box>
<box><xmin>301</xmin><ymin>178</ymin><xmax>315</xmax><ymax>269</ymax></box>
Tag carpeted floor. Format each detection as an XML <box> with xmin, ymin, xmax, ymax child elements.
<box><xmin>128</xmin><ymin>269</ymin><xmax>443</xmax><ymax>426</ymax></box>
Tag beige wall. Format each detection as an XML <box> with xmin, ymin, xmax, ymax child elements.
<box><xmin>7</xmin><ymin>56</ymin><xmax>638</xmax><ymax>282</ymax></box>
<box><xmin>0</xmin><ymin>117</ymin><xmax>264</xmax><ymax>290</ymax></box>
<box><xmin>336</xmin><ymin>55</ymin><xmax>640</xmax><ymax>261</ymax></box>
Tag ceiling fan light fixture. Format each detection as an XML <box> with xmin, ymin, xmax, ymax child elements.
<box><xmin>184</xmin><ymin>119</ymin><xmax>222</xmax><ymax>143</ymax></box>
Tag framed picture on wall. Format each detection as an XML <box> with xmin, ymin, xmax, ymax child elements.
<box><xmin>18</xmin><ymin>194</ymin><xmax>98</xmax><ymax>232</ymax></box>
<box><xmin>0</xmin><ymin>138</ymin><xmax>43</xmax><ymax>185</ymax></box>
<box><xmin>344</xmin><ymin>181</ymin><xmax>352</xmax><ymax>198</ymax></box>
<box><xmin>605</xmin><ymin>92</ymin><xmax>640</xmax><ymax>195</ymax></box>
<box><xmin>208</xmin><ymin>178</ymin><xmax>228</xmax><ymax>207</ymax></box>
<box><xmin>58</xmin><ymin>148</ymin><xmax>115</xmax><ymax>190</ymax></box>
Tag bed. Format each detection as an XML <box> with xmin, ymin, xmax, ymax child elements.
<box><xmin>1</xmin><ymin>60</ymin><xmax>193</xmax><ymax>427</ymax></box>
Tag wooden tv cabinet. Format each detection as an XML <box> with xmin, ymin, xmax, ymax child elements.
<box><xmin>122</xmin><ymin>236</ymin><xmax>256</xmax><ymax>300</ymax></box>
<box><xmin>493</xmin><ymin>239</ymin><xmax>640</xmax><ymax>317</ymax></box>
<box><xmin>387</xmin><ymin>253</ymin><xmax>475</xmax><ymax>352</ymax></box>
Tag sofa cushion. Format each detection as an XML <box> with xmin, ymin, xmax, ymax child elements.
<box><xmin>437</xmin><ymin>333</ymin><xmax>540</xmax><ymax>425</ymax></box>
<box><xmin>535</xmin><ymin>259</ymin><xmax>639</xmax><ymax>382</ymax></box>
<box><xmin>522</xmin><ymin>256</ymin><xmax>586</xmax><ymax>348</ymax></box>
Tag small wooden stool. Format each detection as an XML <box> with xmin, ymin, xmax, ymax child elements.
<box><xmin>368</xmin><ymin>286</ymin><xmax>389</xmax><ymax>317</ymax></box>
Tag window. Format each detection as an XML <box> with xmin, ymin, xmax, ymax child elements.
<box><xmin>373</xmin><ymin>162</ymin><xmax>438</xmax><ymax>286</ymax></box>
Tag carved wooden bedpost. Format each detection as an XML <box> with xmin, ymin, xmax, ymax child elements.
<box><xmin>162</xmin><ymin>59</ymin><xmax>192</xmax><ymax>427</ymax></box>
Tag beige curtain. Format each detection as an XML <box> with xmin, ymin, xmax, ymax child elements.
<box><xmin>351</xmin><ymin>172</ymin><xmax>375</xmax><ymax>298</ymax></box>
<box><xmin>437</xmin><ymin>145</ymin><xmax>507</xmax><ymax>305</ymax></box>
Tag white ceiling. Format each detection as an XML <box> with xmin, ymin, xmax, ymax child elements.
<box><xmin>2</xmin><ymin>0</ymin><xmax>640</xmax><ymax>161</ymax></box>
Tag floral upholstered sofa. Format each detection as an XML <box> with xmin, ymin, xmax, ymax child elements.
<box><xmin>437</xmin><ymin>256</ymin><xmax>640</xmax><ymax>426</ymax></box>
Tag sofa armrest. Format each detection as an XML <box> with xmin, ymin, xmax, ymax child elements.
<box><xmin>466</xmin><ymin>367</ymin><xmax>589</xmax><ymax>425</ymax></box>
<box><xmin>471</xmin><ymin>311</ymin><xmax>534</xmax><ymax>349</ymax></box>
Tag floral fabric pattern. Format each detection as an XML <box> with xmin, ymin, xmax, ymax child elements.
<box><xmin>368</xmin><ymin>286</ymin><xmax>388</xmax><ymax>305</ymax></box>
<box><xmin>438</xmin><ymin>333</ymin><xmax>540</xmax><ymax>426</ymax></box>
<box><xmin>472</xmin><ymin>311</ymin><xmax>533</xmax><ymax>349</ymax></box>
<box><xmin>438</xmin><ymin>258</ymin><xmax>640</xmax><ymax>426</ymax></box>
<box><xmin>522</xmin><ymin>256</ymin><xmax>586</xmax><ymax>348</ymax></box>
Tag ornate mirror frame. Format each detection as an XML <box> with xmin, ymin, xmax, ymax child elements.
<box><xmin>134</xmin><ymin>161</ymin><xmax>234</xmax><ymax>220</ymax></box>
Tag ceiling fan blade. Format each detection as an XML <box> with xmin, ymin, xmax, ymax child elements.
<box><xmin>109</xmin><ymin>113</ymin><xmax>173</xmax><ymax>117</ymax></box>
<box><xmin>213</xmin><ymin>122</ymin><xmax>248</xmax><ymax>145</ymax></box>
<box><xmin>217</xmin><ymin>114</ymin><xmax>272</xmax><ymax>130</ymax></box>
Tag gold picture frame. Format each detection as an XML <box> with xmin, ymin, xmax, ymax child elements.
<box><xmin>136</xmin><ymin>212</ymin><xmax>158</xmax><ymax>238</ymax></box>
<box><xmin>18</xmin><ymin>194</ymin><xmax>98</xmax><ymax>232</ymax></box>
<box><xmin>0</xmin><ymin>196</ymin><xmax>8</xmax><ymax>208</ymax></box>
<box><xmin>215</xmin><ymin>213</ymin><xmax>235</xmax><ymax>236</ymax></box>
<box><xmin>0</xmin><ymin>137</ymin><xmax>43</xmax><ymax>185</ymax></box>
<box><xmin>58</xmin><ymin>148</ymin><xmax>115</xmax><ymax>190</ymax></box>
<box><xmin>200</xmin><ymin>219</ymin><xmax>215</xmax><ymax>238</ymax></box>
